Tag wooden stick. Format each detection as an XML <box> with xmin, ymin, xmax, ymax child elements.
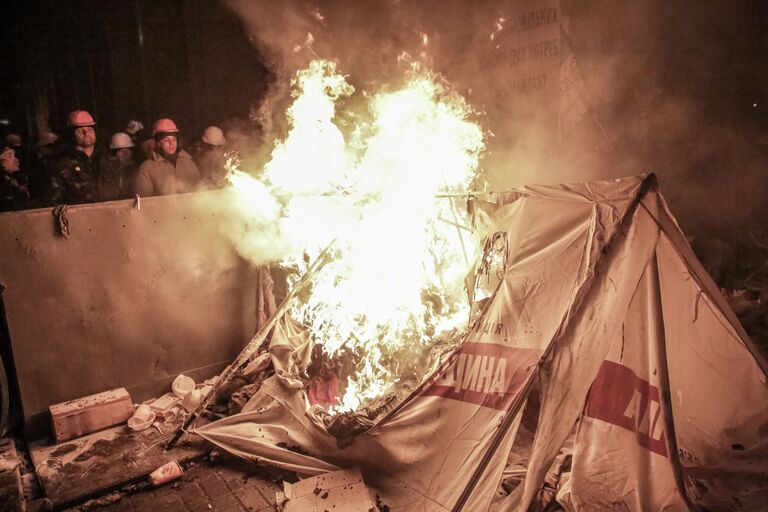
<box><xmin>443</xmin><ymin>191</ymin><xmax>470</xmax><ymax>267</ymax></box>
<box><xmin>434</xmin><ymin>191</ymin><xmax>500</xmax><ymax>198</ymax></box>
<box><xmin>165</xmin><ymin>241</ymin><xmax>336</xmax><ymax>449</ymax></box>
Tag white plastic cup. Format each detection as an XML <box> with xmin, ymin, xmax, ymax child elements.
<box><xmin>182</xmin><ymin>389</ymin><xmax>202</xmax><ymax>413</ymax></box>
<box><xmin>171</xmin><ymin>374</ymin><xmax>195</xmax><ymax>399</ymax></box>
<box><xmin>149</xmin><ymin>460</ymin><xmax>183</xmax><ymax>486</ymax></box>
<box><xmin>127</xmin><ymin>404</ymin><xmax>156</xmax><ymax>431</ymax></box>
<box><xmin>160</xmin><ymin>406</ymin><xmax>181</xmax><ymax>423</ymax></box>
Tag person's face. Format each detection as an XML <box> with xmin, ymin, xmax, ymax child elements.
<box><xmin>115</xmin><ymin>148</ymin><xmax>132</xmax><ymax>163</ymax></box>
<box><xmin>74</xmin><ymin>126</ymin><xmax>96</xmax><ymax>148</ymax></box>
<box><xmin>158</xmin><ymin>135</ymin><xmax>177</xmax><ymax>155</ymax></box>
<box><xmin>0</xmin><ymin>150</ymin><xmax>19</xmax><ymax>173</ymax></box>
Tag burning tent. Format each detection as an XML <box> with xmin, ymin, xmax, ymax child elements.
<box><xmin>188</xmin><ymin>173</ymin><xmax>768</xmax><ymax>511</ymax></box>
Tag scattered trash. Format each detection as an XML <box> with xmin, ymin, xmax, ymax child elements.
<box><xmin>323</xmin><ymin>393</ymin><xmax>398</xmax><ymax>448</ymax></box>
<box><xmin>159</xmin><ymin>406</ymin><xmax>181</xmax><ymax>423</ymax></box>
<box><xmin>148</xmin><ymin>393</ymin><xmax>181</xmax><ymax>413</ymax></box>
<box><xmin>171</xmin><ymin>374</ymin><xmax>196</xmax><ymax>399</ymax></box>
<box><xmin>182</xmin><ymin>389</ymin><xmax>203</xmax><ymax>413</ymax></box>
<box><xmin>199</xmin><ymin>384</ymin><xmax>213</xmax><ymax>398</ymax></box>
<box><xmin>77</xmin><ymin>490</ymin><xmax>124</xmax><ymax>509</ymax></box>
<box><xmin>127</xmin><ymin>404</ymin><xmax>155</xmax><ymax>432</ymax></box>
<box><xmin>148</xmin><ymin>460</ymin><xmax>183</xmax><ymax>486</ymax></box>
<box><xmin>227</xmin><ymin>381</ymin><xmax>263</xmax><ymax>415</ymax></box>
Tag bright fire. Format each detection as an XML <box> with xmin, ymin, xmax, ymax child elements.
<box><xmin>226</xmin><ymin>59</ymin><xmax>485</xmax><ymax>412</ymax></box>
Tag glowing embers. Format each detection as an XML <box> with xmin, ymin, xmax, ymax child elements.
<box><xmin>227</xmin><ymin>59</ymin><xmax>485</xmax><ymax>414</ymax></box>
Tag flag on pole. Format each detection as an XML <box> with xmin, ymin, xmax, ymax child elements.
<box><xmin>558</xmin><ymin>26</ymin><xmax>587</xmax><ymax>133</ymax></box>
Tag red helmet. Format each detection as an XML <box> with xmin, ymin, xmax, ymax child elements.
<box><xmin>67</xmin><ymin>110</ymin><xmax>96</xmax><ymax>127</ymax></box>
<box><xmin>152</xmin><ymin>118</ymin><xmax>180</xmax><ymax>136</ymax></box>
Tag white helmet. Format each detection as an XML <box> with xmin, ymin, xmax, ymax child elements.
<box><xmin>125</xmin><ymin>120</ymin><xmax>144</xmax><ymax>135</ymax></box>
<box><xmin>201</xmin><ymin>126</ymin><xmax>226</xmax><ymax>146</ymax></box>
<box><xmin>110</xmin><ymin>132</ymin><xmax>135</xmax><ymax>149</ymax></box>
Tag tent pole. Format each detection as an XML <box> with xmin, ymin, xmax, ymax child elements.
<box><xmin>165</xmin><ymin>241</ymin><xmax>335</xmax><ymax>449</ymax></box>
<box><xmin>649</xmin><ymin>253</ymin><xmax>699</xmax><ymax>510</ymax></box>
<box><xmin>451</xmin><ymin>367</ymin><xmax>537</xmax><ymax>512</ymax></box>
<box><xmin>443</xmin><ymin>196</ymin><xmax>469</xmax><ymax>266</ymax></box>
<box><xmin>454</xmin><ymin>176</ymin><xmax>658</xmax><ymax>510</ymax></box>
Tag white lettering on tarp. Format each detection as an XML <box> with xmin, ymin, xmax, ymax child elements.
<box><xmin>463</xmin><ymin>353</ymin><xmax>482</xmax><ymax>390</ymax></box>
<box><xmin>421</xmin><ymin>343</ymin><xmax>540</xmax><ymax>410</ymax></box>
<box><xmin>453</xmin><ymin>353</ymin><xmax>466</xmax><ymax>393</ymax></box>
<box><xmin>475</xmin><ymin>356</ymin><xmax>495</xmax><ymax>392</ymax></box>
<box><xmin>490</xmin><ymin>358</ymin><xmax>507</xmax><ymax>394</ymax></box>
<box><xmin>586</xmin><ymin>361</ymin><xmax>669</xmax><ymax>457</ymax></box>
<box><xmin>479</xmin><ymin>322</ymin><xmax>504</xmax><ymax>334</ymax></box>
<box><xmin>649</xmin><ymin>400</ymin><xmax>664</xmax><ymax>441</ymax></box>
<box><xmin>437</xmin><ymin>353</ymin><xmax>508</xmax><ymax>397</ymax></box>
<box><xmin>623</xmin><ymin>389</ymin><xmax>641</xmax><ymax>424</ymax></box>
<box><xmin>623</xmin><ymin>389</ymin><xmax>664</xmax><ymax>441</ymax></box>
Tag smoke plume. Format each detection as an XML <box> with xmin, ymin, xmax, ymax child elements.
<box><xmin>224</xmin><ymin>0</ymin><xmax>768</xmax><ymax>258</ymax></box>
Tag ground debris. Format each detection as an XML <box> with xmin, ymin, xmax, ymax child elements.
<box><xmin>282</xmin><ymin>467</ymin><xmax>375</xmax><ymax>511</ymax></box>
<box><xmin>275</xmin><ymin>442</ymin><xmax>311</xmax><ymax>456</ymax></box>
<box><xmin>375</xmin><ymin>494</ymin><xmax>391</xmax><ymax>512</ymax></box>
<box><xmin>72</xmin><ymin>490</ymin><xmax>125</xmax><ymax>510</ymax></box>
<box><xmin>326</xmin><ymin>412</ymin><xmax>376</xmax><ymax>449</ymax></box>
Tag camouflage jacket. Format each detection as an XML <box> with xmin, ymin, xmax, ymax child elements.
<box><xmin>0</xmin><ymin>172</ymin><xmax>30</xmax><ymax>211</ymax></box>
<box><xmin>50</xmin><ymin>148</ymin><xmax>100</xmax><ymax>205</ymax></box>
<box><xmin>97</xmin><ymin>154</ymin><xmax>138</xmax><ymax>201</ymax></box>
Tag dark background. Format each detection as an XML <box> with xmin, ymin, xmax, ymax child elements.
<box><xmin>0</xmin><ymin>0</ymin><xmax>270</xmax><ymax>141</ymax></box>
<box><xmin>573</xmin><ymin>1</ymin><xmax>768</xmax><ymax>132</ymax></box>
<box><xmin>1</xmin><ymin>1</ymin><xmax>766</xmax><ymax>154</ymax></box>
<box><xmin>0</xmin><ymin>0</ymin><xmax>766</xmax><ymax>244</ymax></box>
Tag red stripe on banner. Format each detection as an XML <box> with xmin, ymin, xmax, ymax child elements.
<box><xmin>418</xmin><ymin>343</ymin><xmax>541</xmax><ymax>411</ymax></box>
<box><xmin>585</xmin><ymin>360</ymin><xmax>668</xmax><ymax>457</ymax></box>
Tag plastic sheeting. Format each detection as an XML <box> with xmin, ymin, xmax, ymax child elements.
<box><xmin>193</xmin><ymin>175</ymin><xmax>768</xmax><ymax>511</ymax></box>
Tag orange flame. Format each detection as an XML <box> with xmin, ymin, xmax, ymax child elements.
<box><xmin>227</xmin><ymin>60</ymin><xmax>485</xmax><ymax>412</ymax></box>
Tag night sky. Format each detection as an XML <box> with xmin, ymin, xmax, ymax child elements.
<box><xmin>1</xmin><ymin>2</ymin><xmax>765</xmax><ymax>132</ymax></box>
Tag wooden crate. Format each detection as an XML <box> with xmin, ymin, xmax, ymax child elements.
<box><xmin>49</xmin><ymin>388</ymin><xmax>133</xmax><ymax>443</ymax></box>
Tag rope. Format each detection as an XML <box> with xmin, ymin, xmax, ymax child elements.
<box><xmin>52</xmin><ymin>205</ymin><xmax>70</xmax><ymax>239</ymax></box>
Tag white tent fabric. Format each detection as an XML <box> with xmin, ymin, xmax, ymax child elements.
<box><xmin>193</xmin><ymin>174</ymin><xmax>768</xmax><ymax>511</ymax></box>
<box><xmin>565</xmin><ymin>261</ymin><xmax>686</xmax><ymax>510</ymax></box>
